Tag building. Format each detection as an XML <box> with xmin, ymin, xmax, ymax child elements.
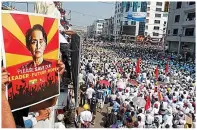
<box><xmin>145</xmin><ymin>1</ymin><xmax>169</xmax><ymax>39</ymax></box>
<box><xmin>102</xmin><ymin>17</ymin><xmax>114</xmax><ymax>41</ymax></box>
<box><xmin>166</xmin><ymin>1</ymin><xmax>195</xmax><ymax>56</ymax></box>
<box><xmin>87</xmin><ymin>25</ymin><xmax>94</xmax><ymax>38</ymax></box>
<box><xmin>92</xmin><ymin>19</ymin><xmax>105</xmax><ymax>39</ymax></box>
<box><xmin>113</xmin><ymin>2</ymin><xmax>147</xmax><ymax>43</ymax></box>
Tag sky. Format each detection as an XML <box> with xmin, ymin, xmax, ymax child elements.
<box><xmin>12</xmin><ymin>2</ymin><xmax>115</xmax><ymax>30</ymax></box>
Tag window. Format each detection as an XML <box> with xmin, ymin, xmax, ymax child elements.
<box><xmin>148</xmin><ymin>2</ymin><xmax>151</xmax><ymax>5</ymax></box>
<box><xmin>185</xmin><ymin>28</ymin><xmax>194</xmax><ymax>36</ymax></box>
<box><xmin>147</xmin><ymin>13</ymin><xmax>150</xmax><ymax>17</ymax></box>
<box><xmin>156</xmin><ymin>8</ymin><xmax>162</xmax><ymax>12</ymax></box>
<box><xmin>125</xmin><ymin>21</ymin><xmax>128</xmax><ymax>25</ymax></box>
<box><xmin>146</xmin><ymin>19</ymin><xmax>149</xmax><ymax>23</ymax></box>
<box><xmin>173</xmin><ymin>29</ymin><xmax>178</xmax><ymax>36</ymax></box>
<box><xmin>153</xmin><ymin>32</ymin><xmax>159</xmax><ymax>36</ymax></box>
<box><xmin>156</xmin><ymin>2</ymin><xmax>162</xmax><ymax>6</ymax></box>
<box><xmin>126</xmin><ymin>2</ymin><xmax>130</xmax><ymax>12</ymax></box>
<box><xmin>154</xmin><ymin>26</ymin><xmax>160</xmax><ymax>30</ymax></box>
<box><xmin>131</xmin><ymin>21</ymin><xmax>136</xmax><ymax>25</ymax></box>
<box><xmin>163</xmin><ymin>13</ymin><xmax>168</xmax><ymax>17</ymax></box>
<box><xmin>163</xmin><ymin>28</ymin><xmax>166</xmax><ymax>31</ymax></box>
<box><xmin>176</xmin><ymin>2</ymin><xmax>182</xmax><ymax>9</ymax></box>
<box><xmin>168</xmin><ymin>30</ymin><xmax>170</xmax><ymax>34</ymax></box>
<box><xmin>140</xmin><ymin>2</ymin><xmax>147</xmax><ymax>12</ymax></box>
<box><xmin>147</xmin><ymin>7</ymin><xmax>150</xmax><ymax>11</ymax></box>
<box><xmin>155</xmin><ymin>14</ymin><xmax>161</xmax><ymax>17</ymax></box>
<box><xmin>98</xmin><ymin>24</ymin><xmax>102</xmax><ymax>27</ymax></box>
<box><xmin>164</xmin><ymin>21</ymin><xmax>167</xmax><ymax>24</ymax></box>
<box><xmin>189</xmin><ymin>2</ymin><xmax>195</xmax><ymax>5</ymax></box>
<box><xmin>174</xmin><ymin>15</ymin><xmax>180</xmax><ymax>22</ymax></box>
<box><xmin>133</xmin><ymin>2</ymin><xmax>138</xmax><ymax>12</ymax></box>
<box><xmin>154</xmin><ymin>20</ymin><xmax>160</xmax><ymax>24</ymax></box>
<box><xmin>187</xmin><ymin>12</ymin><xmax>195</xmax><ymax>21</ymax></box>
<box><xmin>146</xmin><ymin>25</ymin><xmax>148</xmax><ymax>29</ymax></box>
<box><xmin>145</xmin><ymin>32</ymin><xmax>147</xmax><ymax>36</ymax></box>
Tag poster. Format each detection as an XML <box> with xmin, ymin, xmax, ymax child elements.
<box><xmin>1</xmin><ymin>11</ymin><xmax>60</xmax><ymax>111</ymax></box>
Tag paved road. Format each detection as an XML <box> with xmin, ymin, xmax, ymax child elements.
<box><xmin>93</xmin><ymin>104</ymin><xmax>108</xmax><ymax>128</ymax></box>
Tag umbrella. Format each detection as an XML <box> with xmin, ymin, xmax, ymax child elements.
<box><xmin>128</xmin><ymin>79</ymin><xmax>138</xmax><ymax>86</ymax></box>
<box><xmin>132</xmin><ymin>97</ymin><xmax>146</xmax><ymax>108</ymax></box>
<box><xmin>99</xmin><ymin>80</ymin><xmax>110</xmax><ymax>86</ymax></box>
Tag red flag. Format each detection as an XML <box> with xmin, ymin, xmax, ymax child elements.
<box><xmin>155</xmin><ymin>66</ymin><xmax>159</xmax><ymax>80</ymax></box>
<box><xmin>165</xmin><ymin>63</ymin><xmax>169</xmax><ymax>75</ymax></box>
<box><xmin>136</xmin><ymin>58</ymin><xmax>141</xmax><ymax>73</ymax></box>
<box><xmin>158</xmin><ymin>91</ymin><xmax>163</xmax><ymax>101</ymax></box>
<box><xmin>145</xmin><ymin>96</ymin><xmax>151</xmax><ymax>111</ymax></box>
<box><xmin>135</xmin><ymin>59</ymin><xmax>139</xmax><ymax>73</ymax></box>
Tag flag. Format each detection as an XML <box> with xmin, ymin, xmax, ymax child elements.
<box><xmin>165</xmin><ymin>63</ymin><xmax>169</xmax><ymax>75</ymax></box>
<box><xmin>136</xmin><ymin>58</ymin><xmax>141</xmax><ymax>74</ymax></box>
<box><xmin>158</xmin><ymin>91</ymin><xmax>163</xmax><ymax>101</ymax></box>
<box><xmin>155</xmin><ymin>66</ymin><xmax>159</xmax><ymax>80</ymax></box>
<box><xmin>29</xmin><ymin>79</ymin><xmax>37</xmax><ymax>85</ymax></box>
<box><xmin>145</xmin><ymin>96</ymin><xmax>151</xmax><ymax>111</ymax></box>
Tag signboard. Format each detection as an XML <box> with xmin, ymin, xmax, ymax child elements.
<box><xmin>1</xmin><ymin>11</ymin><xmax>60</xmax><ymax>111</ymax></box>
<box><xmin>127</xmin><ymin>12</ymin><xmax>146</xmax><ymax>22</ymax></box>
<box><xmin>164</xmin><ymin>1</ymin><xmax>169</xmax><ymax>12</ymax></box>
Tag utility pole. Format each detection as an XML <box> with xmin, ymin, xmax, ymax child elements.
<box><xmin>178</xmin><ymin>28</ymin><xmax>184</xmax><ymax>54</ymax></box>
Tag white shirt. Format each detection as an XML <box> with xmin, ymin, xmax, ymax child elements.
<box><xmin>87</xmin><ymin>73</ymin><xmax>94</xmax><ymax>83</ymax></box>
<box><xmin>137</xmin><ymin>113</ymin><xmax>146</xmax><ymax>123</ymax></box>
<box><xmin>80</xmin><ymin>110</ymin><xmax>92</xmax><ymax>124</ymax></box>
<box><xmin>54</xmin><ymin>122</ymin><xmax>66</xmax><ymax>128</ymax></box>
<box><xmin>79</xmin><ymin>73</ymin><xmax>84</xmax><ymax>83</ymax></box>
<box><xmin>146</xmin><ymin>114</ymin><xmax>154</xmax><ymax>124</ymax></box>
<box><xmin>86</xmin><ymin>88</ymin><xmax>95</xmax><ymax>99</ymax></box>
<box><xmin>110</xmin><ymin>94</ymin><xmax>117</xmax><ymax>101</ymax></box>
<box><xmin>142</xmin><ymin>73</ymin><xmax>147</xmax><ymax>79</ymax></box>
<box><xmin>138</xmin><ymin>121</ymin><xmax>145</xmax><ymax>128</ymax></box>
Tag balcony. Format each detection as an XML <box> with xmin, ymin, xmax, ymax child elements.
<box><xmin>184</xmin><ymin>3</ymin><xmax>195</xmax><ymax>12</ymax></box>
<box><xmin>182</xmin><ymin>18</ymin><xmax>195</xmax><ymax>27</ymax></box>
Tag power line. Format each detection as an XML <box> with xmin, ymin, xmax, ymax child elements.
<box><xmin>64</xmin><ymin>8</ymin><xmax>106</xmax><ymax>19</ymax></box>
<box><xmin>99</xmin><ymin>1</ymin><xmax>115</xmax><ymax>5</ymax></box>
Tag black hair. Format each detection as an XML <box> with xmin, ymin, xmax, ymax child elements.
<box><xmin>137</xmin><ymin>116</ymin><xmax>141</xmax><ymax>121</ymax></box>
<box><xmin>138</xmin><ymin>109</ymin><xmax>142</xmax><ymax>113</ymax></box>
<box><xmin>165</xmin><ymin>124</ymin><xmax>170</xmax><ymax>128</ymax></box>
<box><xmin>26</xmin><ymin>24</ymin><xmax>47</xmax><ymax>50</ymax></box>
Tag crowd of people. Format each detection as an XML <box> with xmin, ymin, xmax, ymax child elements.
<box><xmin>77</xmin><ymin>41</ymin><xmax>196</xmax><ymax>128</ymax></box>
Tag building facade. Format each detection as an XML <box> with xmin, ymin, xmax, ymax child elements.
<box><xmin>87</xmin><ymin>25</ymin><xmax>94</xmax><ymax>38</ymax></box>
<box><xmin>92</xmin><ymin>19</ymin><xmax>105</xmax><ymax>39</ymax></box>
<box><xmin>145</xmin><ymin>1</ymin><xmax>168</xmax><ymax>39</ymax></box>
<box><xmin>166</xmin><ymin>1</ymin><xmax>195</xmax><ymax>56</ymax></box>
<box><xmin>113</xmin><ymin>1</ymin><xmax>147</xmax><ymax>43</ymax></box>
<box><xmin>102</xmin><ymin>17</ymin><xmax>114</xmax><ymax>41</ymax></box>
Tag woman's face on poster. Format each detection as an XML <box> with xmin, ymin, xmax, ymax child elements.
<box><xmin>30</xmin><ymin>30</ymin><xmax>46</xmax><ymax>58</ymax></box>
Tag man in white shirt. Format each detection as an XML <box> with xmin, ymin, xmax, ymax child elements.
<box><xmin>80</xmin><ymin>104</ymin><xmax>92</xmax><ymax>128</ymax></box>
<box><xmin>86</xmin><ymin>85</ymin><xmax>95</xmax><ymax>105</ymax></box>
<box><xmin>87</xmin><ymin>71</ymin><xmax>94</xmax><ymax>84</ymax></box>
<box><xmin>137</xmin><ymin>108</ymin><xmax>146</xmax><ymax>123</ymax></box>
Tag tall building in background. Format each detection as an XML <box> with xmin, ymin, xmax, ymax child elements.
<box><xmin>102</xmin><ymin>17</ymin><xmax>114</xmax><ymax>41</ymax></box>
<box><xmin>145</xmin><ymin>1</ymin><xmax>168</xmax><ymax>39</ymax></box>
<box><xmin>87</xmin><ymin>25</ymin><xmax>94</xmax><ymax>38</ymax></box>
<box><xmin>113</xmin><ymin>1</ymin><xmax>147</xmax><ymax>43</ymax></box>
<box><xmin>92</xmin><ymin>19</ymin><xmax>105</xmax><ymax>39</ymax></box>
<box><xmin>166</xmin><ymin>1</ymin><xmax>195</xmax><ymax>57</ymax></box>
